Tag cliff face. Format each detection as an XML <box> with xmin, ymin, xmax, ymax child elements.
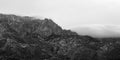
<box><xmin>0</xmin><ymin>14</ymin><xmax>120</xmax><ymax>60</ymax></box>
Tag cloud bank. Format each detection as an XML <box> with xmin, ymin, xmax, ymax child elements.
<box><xmin>71</xmin><ymin>24</ymin><xmax>120</xmax><ymax>38</ymax></box>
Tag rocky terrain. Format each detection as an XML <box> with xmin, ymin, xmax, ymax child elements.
<box><xmin>0</xmin><ymin>13</ymin><xmax>120</xmax><ymax>60</ymax></box>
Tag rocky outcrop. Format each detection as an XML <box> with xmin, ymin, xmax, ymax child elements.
<box><xmin>0</xmin><ymin>13</ymin><xmax>120</xmax><ymax>60</ymax></box>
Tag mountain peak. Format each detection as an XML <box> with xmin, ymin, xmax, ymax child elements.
<box><xmin>0</xmin><ymin>13</ymin><xmax>78</xmax><ymax>38</ymax></box>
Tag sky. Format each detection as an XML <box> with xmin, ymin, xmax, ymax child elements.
<box><xmin>0</xmin><ymin>0</ymin><xmax>120</xmax><ymax>29</ymax></box>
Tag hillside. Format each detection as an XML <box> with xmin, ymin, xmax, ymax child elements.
<box><xmin>0</xmin><ymin>13</ymin><xmax>120</xmax><ymax>60</ymax></box>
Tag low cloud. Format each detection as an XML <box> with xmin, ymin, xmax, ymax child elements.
<box><xmin>71</xmin><ymin>24</ymin><xmax>120</xmax><ymax>38</ymax></box>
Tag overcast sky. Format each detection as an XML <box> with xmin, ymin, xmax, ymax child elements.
<box><xmin>0</xmin><ymin>0</ymin><xmax>120</xmax><ymax>29</ymax></box>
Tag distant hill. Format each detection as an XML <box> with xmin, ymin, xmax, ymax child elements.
<box><xmin>71</xmin><ymin>24</ymin><xmax>120</xmax><ymax>38</ymax></box>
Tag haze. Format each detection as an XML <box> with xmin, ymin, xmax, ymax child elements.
<box><xmin>72</xmin><ymin>24</ymin><xmax>120</xmax><ymax>38</ymax></box>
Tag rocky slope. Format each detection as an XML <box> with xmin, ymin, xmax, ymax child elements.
<box><xmin>0</xmin><ymin>13</ymin><xmax>120</xmax><ymax>60</ymax></box>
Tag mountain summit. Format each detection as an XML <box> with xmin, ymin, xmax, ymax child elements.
<box><xmin>0</xmin><ymin>14</ymin><xmax>63</xmax><ymax>37</ymax></box>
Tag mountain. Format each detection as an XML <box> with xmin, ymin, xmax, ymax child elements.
<box><xmin>0</xmin><ymin>13</ymin><xmax>120</xmax><ymax>60</ymax></box>
<box><xmin>71</xmin><ymin>24</ymin><xmax>120</xmax><ymax>38</ymax></box>
<box><xmin>0</xmin><ymin>13</ymin><xmax>81</xmax><ymax>60</ymax></box>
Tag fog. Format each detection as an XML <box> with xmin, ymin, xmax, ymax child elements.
<box><xmin>72</xmin><ymin>24</ymin><xmax>120</xmax><ymax>38</ymax></box>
